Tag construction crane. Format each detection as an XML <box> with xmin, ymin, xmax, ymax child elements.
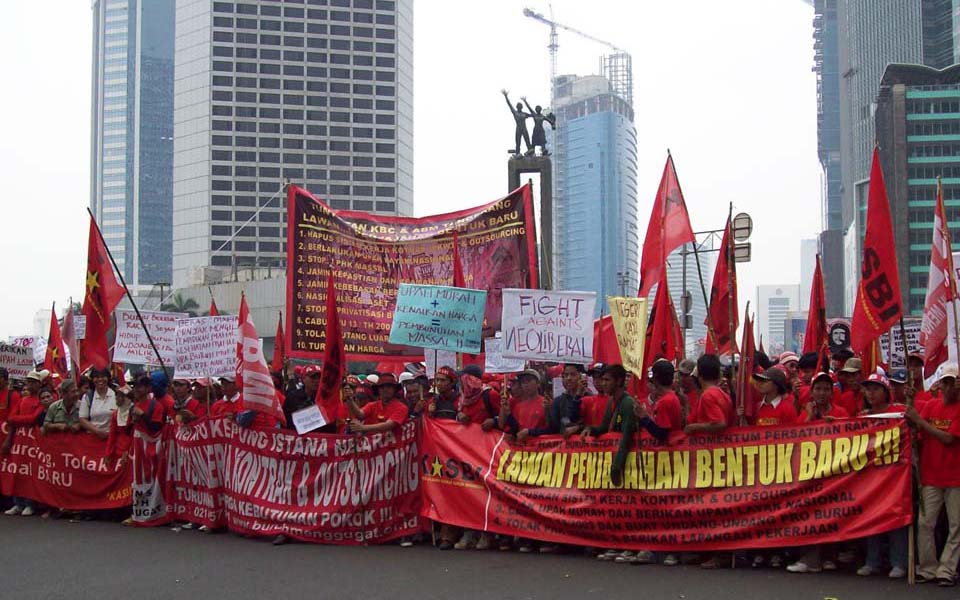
<box><xmin>522</xmin><ymin>7</ymin><xmax>629</xmax><ymax>107</ymax></box>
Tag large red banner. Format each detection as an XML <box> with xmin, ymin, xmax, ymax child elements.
<box><xmin>286</xmin><ymin>184</ymin><xmax>539</xmax><ymax>359</ymax></box>
<box><xmin>139</xmin><ymin>417</ymin><xmax>421</xmax><ymax>544</ymax></box>
<box><xmin>418</xmin><ymin>417</ymin><xmax>912</xmax><ymax>551</ymax></box>
<box><xmin>0</xmin><ymin>425</ymin><xmax>131</xmax><ymax>510</ymax></box>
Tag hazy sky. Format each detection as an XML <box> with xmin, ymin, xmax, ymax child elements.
<box><xmin>0</xmin><ymin>0</ymin><xmax>820</xmax><ymax>339</ymax></box>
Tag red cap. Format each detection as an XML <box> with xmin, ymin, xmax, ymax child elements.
<box><xmin>863</xmin><ymin>373</ymin><xmax>890</xmax><ymax>392</ymax></box>
<box><xmin>304</xmin><ymin>365</ymin><xmax>322</xmax><ymax>377</ymax></box>
<box><xmin>436</xmin><ymin>366</ymin><xmax>458</xmax><ymax>382</ymax></box>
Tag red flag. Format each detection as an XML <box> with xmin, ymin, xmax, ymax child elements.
<box><xmin>237</xmin><ymin>294</ymin><xmax>285</xmax><ymax>424</ymax></box>
<box><xmin>452</xmin><ymin>231</ymin><xmax>466</xmax><ymax>288</ymax></box>
<box><xmin>271</xmin><ymin>311</ymin><xmax>285</xmax><ymax>373</ymax></box>
<box><xmin>920</xmin><ymin>180</ymin><xmax>956</xmax><ymax>377</ymax></box>
<box><xmin>737</xmin><ymin>306</ymin><xmax>759</xmax><ymax>421</ymax></box>
<box><xmin>44</xmin><ymin>305</ymin><xmax>68</xmax><ymax>380</ymax></box>
<box><xmin>705</xmin><ymin>216</ymin><xmax>738</xmax><ymax>354</ymax></box>
<box><xmin>316</xmin><ymin>273</ymin><xmax>346</xmax><ymax>424</ymax></box>
<box><xmin>644</xmin><ymin>274</ymin><xmax>683</xmax><ymax>373</ymax></box>
<box><xmin>638</xmin><ymin>154</ymin><xmax>696</xmax><ymax>297</ymax></box>
<box><xmin>236</xmin><ymin>294</ymin><xmax>248</xmax><ymax>389</ymax></box>
<box><xmin>851</xmin><ymin>148</ymin><xmax>903</xmax><ymax>355</ymax></box>
<box><xmin>209</xmin><ymin>298</ymin><xmax>219</xmax><ymax>317</ymax></box>
<box><xmin>592</xmin><ymin>315</ymin><xmax>622</xmax><ymax>364</ymax></box>
<box><xmin>802</xmin><ymin>255</ymin><xmax>828</xmax><ymax>355</ymax></box>
<box><xmin>80</xmin><ymin>214</ymin><xmax>126</xmax><ymax>371</ymax></box>
<box><xmin>61</xmin><ymin>307</ymin><xmax>80</xmax><ymax>376</ymax></box>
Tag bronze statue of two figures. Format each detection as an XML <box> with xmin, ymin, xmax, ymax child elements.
<box><xmin>503</xmin><ymin>90</ymin><xmax>556</xmax><ymax>157</ymax></box>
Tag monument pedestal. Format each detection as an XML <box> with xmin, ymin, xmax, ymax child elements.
<box><xmin>507</xmin><ymin>155</ymin><xmax>553</xmax><ymax>289</ymax></box>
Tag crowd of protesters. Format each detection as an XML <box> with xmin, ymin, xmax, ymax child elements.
<box><xmin>2</xmin><ymin>348</ymin><xmax>959</xmax><ymax>586</ymax></box>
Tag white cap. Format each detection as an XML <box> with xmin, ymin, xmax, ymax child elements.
<box><xmin>398</xmin><ymin>372</ymin><xmax>415</xmax><ymax>384</ymax></box>
<box><xmin>366</xmin><ymin>374</ymin><xmax>379</xmax><ymax>385</ymax></box>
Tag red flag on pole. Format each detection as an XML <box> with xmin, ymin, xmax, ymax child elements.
<box><xmin>80</xmin><ymin>214</ymin><xmax>126</xmax><ymax>371</ymax></box>
<box><xmin>271</xmin><ymin>311</ymin><xmax>285</xmax><ymax>373</ymax></box>
<box><xmin>920</xmin><ymin>179</ymin><xmax>956</xmax><ymax>377</ymax></box>
<box><xmin>638</xmin><ymin>154</ymin><xmax>696</xmax><ymax>297</ymax></box>
<box><xmin>44</xmin><ymin>305</ymin><xmax>68</xmax><ymax>380</ymax></box>
<box><xmin>850</xmin><ymin>147</ymin><xmax>903</xmax><ymax>355</ymax></box>
<box><xmin>737</xmin><ymin>306</ymin><xmax>759</xmax><ymax>421</ymax></box>
<box><xmin>209</xmin><ymin>298</ymin><xmax>219</xmax><ymax>317</ymax></box>
<box><xmin>316</xmin><ymin>273</ymin><xmax>346</xmax><ymax>424</ymax></box>
<box><xmin>802</xmin><ymin>255</ymin><xmax>828</xmax><ymax>355</ymax></box>
<box><xmin>237</xmin><ymin>294</ymin><xmax>285</xmax><ymax>424</ymax></box>
<box><xmin>705</xmin><ymin>216</ymin><xmax>738</xmax><ymax>354</ymax></box>
<box><xmin>236</xmin><ymin>294</ymin><xmax>248</xmax><ymax>389</ymax></box>
<box><xmin>452</xmin><ymin>230</ymin><xmax>466</xmax><ymax>288</ymax></box>
<box><xmin>644</xmin><ymin>274</ymin><xmax>683</xmax><ymax>371</ymax></box>
<box><xmin>61</xmin><ymin>307</ymin><xmax>80</xmax><ymax>377</ymax></box>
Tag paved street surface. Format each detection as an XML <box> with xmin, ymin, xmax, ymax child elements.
<box><xmin>1</xmin><ymin>517</ymin><xmax>957</xmax><ymax>600</ymax></box>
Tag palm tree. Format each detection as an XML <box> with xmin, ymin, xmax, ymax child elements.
<box><xmin>160</xmin><ymin>292</ymin><xmax>200</xmax><ymax>317</ymax></box>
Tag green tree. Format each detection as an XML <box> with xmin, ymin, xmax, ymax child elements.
<box><xmin>160</xmin><ymin>292</ymin><xmax>200</xmax><ymax>317</ymax></box>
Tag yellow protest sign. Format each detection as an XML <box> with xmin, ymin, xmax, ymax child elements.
<box><xmin>607</xmin><ymin>296</ymin><xmax>648</xmax><ymax>377</ymax></box>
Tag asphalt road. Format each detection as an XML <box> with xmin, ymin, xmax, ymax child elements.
<box><xmin>0</xmin><ymin>517</ymin><xmax>957</xmax><ymax>600</ymax></box>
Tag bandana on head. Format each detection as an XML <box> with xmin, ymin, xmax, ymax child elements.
<box><xmin>457</xmin><ymin>374</ymin><xmax>485</xmax><ymax>408</ymax></box>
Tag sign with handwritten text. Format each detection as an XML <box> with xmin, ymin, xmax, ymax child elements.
<box><xmin>500</xmin><ymin>289</ymin><xmax>596</xmax><ymax>364</ymax></box>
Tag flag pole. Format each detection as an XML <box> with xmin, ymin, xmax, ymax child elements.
<box><xmin>669</xmin><ymin>151</ymin><xmax>717</xmax><ymax>349</ymax></box>
<box><xmin>86</xmin><ymin>208</ymin><xmax>168</xmax><ymax>373</ymax></box>
<box><xmin>939</xmin><ymin>176</ymin><xmax>960</xmax><ymax>368</ymax></box>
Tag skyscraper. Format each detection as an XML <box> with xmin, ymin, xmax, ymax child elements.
<box><xmin>90</xmin><ymin>0</ymin><xmax>175</xmax><ymax>295</ymax></box>
<box><xmin>875</xmin><ymin>63</ymin><xmax>960</xmax><ymax>315</ymax></box>
<box><xmin>755</xmin><ymin>284</ymin><xmax>802</xmax><ymax>355</ymax></box>
<box><xmin>172</xmin><ymin>0</ymin><xmax>413</xmax><ymax>288</ymax></box>
<box><xmin>813</xmin><ymin>1</ymin><xmax>960</xmax><ymax>314</ymax></box>
<box><xmin>552</xmin><ymin>56</ymin><xmax>638</xmax><ymax>316</ymax></box>
<box><xmin>811</xmin><ymin>0</ymin><xmax>844</xmax><ymax>316</ymax></box>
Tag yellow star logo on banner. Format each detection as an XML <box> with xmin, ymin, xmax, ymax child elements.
<box><xmin>50</xmin><ymin>347</ymin><xmax>60</xmax><ymax>361</ymax></box>
<box><xmin>431</xmin><ymin>457</ymin><xmax>443</xmax><ymax>477</ymax></box>
<box><xmin>86</xmin><ymin>270</ymin><xmax>100</xmax><ymax>295</ymax></box>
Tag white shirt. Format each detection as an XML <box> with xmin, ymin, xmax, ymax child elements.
<box><xmin>761</xmin><ymin>395</ymin><xmax>783</xmax><ymax>409</ymax></box>
<box><xmin>80</xmin><ymin>387</ymin><xmax>117</xmax><ymax>432</ymax></box>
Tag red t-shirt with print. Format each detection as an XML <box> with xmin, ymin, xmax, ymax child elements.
<box><xmin>919</xmin><ymin>398</ymin><xmax>960</xmax><ymax>488</ymax></box>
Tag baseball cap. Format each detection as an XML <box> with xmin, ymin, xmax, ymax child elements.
<box><xmin>938</xmin><ymin>363</ymin><xmax>959</xmax><ymax>383</ymax></box>
<box><xmin>889</xmin><ymin>369</ymin><xmax>908</xmax><ymax>384</ymax></box>
<box><xmin>811</xmin><ymin>371</ymin><xmax>833</xmax><ymax>386</ymax></box>
<box><xmin>779</xmin><ymin>352</ymin><xmax>799</xmax><ymax>366</ymax></box>
<box><xmin>841</xmin><ymin>358</ymin><xmax>863</xmax><ymax>373</ymax></box>
<box><xmin>678</xmin><ymin>359</ymin><xmax>696</xmax><ymax>376</ymax></box>
<box><xmin>863</xmin><ymin>373</ymin><xmax>890</xmax><ymax>392</ymax></box>
<box><xmin>755</xmin><ymin>366</ymin><xmax>789</xmax><ymax>392</ymax></box>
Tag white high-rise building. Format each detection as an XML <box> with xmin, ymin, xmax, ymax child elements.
<box><xmin>662</xmin><ymin>243</ymin><xmax>717</xmax><ymax>356</ymax></box>
<box><xmin>755</xmin><ymin>284</ymin><xmax>802</xmax><ymax>356</ymax></box>
<box><xmin>172</xmin><ymin>0</ymin><xmax>413</xmax><ymax>288</ymax></box>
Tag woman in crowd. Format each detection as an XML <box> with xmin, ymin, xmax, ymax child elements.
<box><xmin>79</xmin><ymin>367</ymin><xmax>117</xmax><ymax>439</ymax></box>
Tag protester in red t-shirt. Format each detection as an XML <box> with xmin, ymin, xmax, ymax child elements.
<box><xmin>853</xmin><ymin>373</ymin><xmax>908</xmax><ymax>578</ymax></box>
<box><xmin>677</xmin><ymin>358</ymin><xmax>700</xmax><ymax>423</ymax></box>
<box><xmin>804</xmin><ymin>372</ymin><xmax>849</xmax><ymax>423</ymax></box>
<box><xmin>788</xmin><ymin>372</ymin><xmax>851</xmax><ymax>573</ymax></box>
<box><xmin>908</xmin><ymin>353</ymin><xmax>935</xmax><ymax>409</ymax></box>
<box><xmin>505</xmin><ymin>370</ymin><xmax>547</xmax><ymax>439</ymax></box>
<box><xmin>131</xmin><ymin>376</ymin><xmax>166</xmax><ymax>436</ymax></box>
<box><xmin>906</xmin><ymin>364</ymin><xmax>960</xmax><ymax>585</ymax></box>
<box><xmin>635</xmin><ymin>359</ymin><xmax>683</xmax><ymax>440</ymax></box>
<box><xmin>456</xmin><ymin>365</ymin><xmax>498</xmax><ymax>430</ymax></box>
<box><xmin>628</xmin><ymin>359</ymin><xmax>683</xmax><ymax>567</ymax></box>
<box><xmin>0</xmin><ymin>368</ymin><xmax>21</xmax><ymax>427</ymax></box>
<box><xmin>172</xmin><ymin>377</ymin><xmax>208</xmax><ymax>424</ymax></box>
<box><xmin>835</xmin><ymin>358</ymin><xmax>864</xmax><ymax>416</ymax></box>
<box><xmin>347</xmin><ymin>372</ymin><xmax>409</xmax><ymax>433</ymax></box>
<box><xmin>751</xmin><ymin>367</ymin><xmax>798</xmax><ymax>427</ymax></box>
<box><xmin>681</xmin><ymin>355</ymin><xmax>734</xmax><ymax>571</ymax></box>
<box><xmin>209</xmin><ymin>377</ymin><xmax>241</xmax><ymax>418</ymax></box>
<box><xmin>684</xmin><ymin>355</ymin><xmax>734</xmax><ymax>435</ymax></box>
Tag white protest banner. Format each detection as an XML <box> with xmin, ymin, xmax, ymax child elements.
<box><xmin>75</xmin><ymin>315</ymin><xmax>86</xmax><ymax>340</ymax></box>
<box><xmin>0</xmin><ymin>342</ymin><xmax>35</xmax><ymax>379</ymax></box>
<box><xmin>113</xmin><ymin>310</ymin><xmax>186</xmax><ymax>366</ymax></box>
<box><xmin>388</xmin><ymin>284</ymin><xmax>487</xmax><ymax>353</ymax></box>
<box><xmin>292</xmin><ymin>404</ymin><xmax>327</xmax><ymax>434</ymax></box>
<box><xmin>500</xmin><ymin>289</ymin><xmax>596</xmax><ymax>364</ymax></box>
<box><xmin>607</xmin><ymin>296</ymin><xmax>649</xmax><ymax>378</ymax></box>
<box><xmin>425</xmin><ymin>349</ymin><xmax>458</xmax><ymax>378</ymax></box>
<box><xmin>879</xmin><ymin>317</ymin><xmax>922</xmax><ymax>370</ymax></box>
<box><xmin>31</xmin><ymin>336</ymin><xmax>46</xmax><ymax>366</ymax></box>
<box><xmin>484</xmin><ymin>335</ymin><xmax>525</xmax><ymax>374</ymax></box>
<box><xmin>175</xmin><ymin>316</ymin><xmax>237</xmax><ymax>379</ymax></box>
